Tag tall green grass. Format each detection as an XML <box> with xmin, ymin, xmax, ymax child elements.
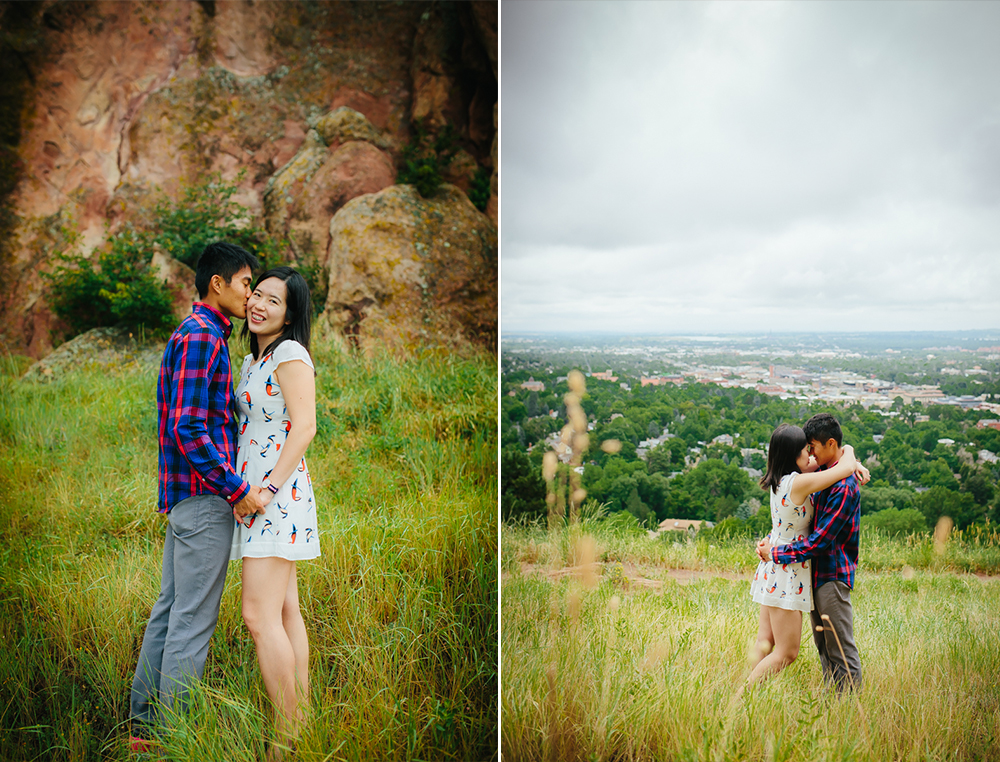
<box><xmin>501</xmin><ymin>524</ymin><xmax>1000</xmax><ymax>761</ymax></box>
<box><xmin>0</xmin><ymin>340</ymin><xmax>498</xmax><ymax>761</ymax></box>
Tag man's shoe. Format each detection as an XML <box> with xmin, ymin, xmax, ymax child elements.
<box><xmin>129</xmin><ymin>736</ymin><xmax>160</xmax><ymax>756</ymax></box>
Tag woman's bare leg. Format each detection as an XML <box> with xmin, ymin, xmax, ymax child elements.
<box><xmin>242</xmin><ymin>557</ymin><xmax>305</xmax><ymax>746</ymax></box>
<box><xmin>747</xmin><ymin>605</ymin><xmax>802</xmax><ymax>683</ymax></box>
<box><xmin>281</xmin><ymin>565</ymin><xmax>309</xmax><ymax>709</ymax></box>
<box><xmin>750</xmin><ymin>605</ymin><xmax>775</xmax><ymax>671</ymax></box>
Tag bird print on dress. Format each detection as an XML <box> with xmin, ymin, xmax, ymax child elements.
<box><xmin>751</xmin><ymin>473</ymin><xmax>813</xmax><ymax>612</ymax></box>
<box><xmin>231</xmin><ymin>341</ymin><xmax>319</xmax><ymax>562</ymax></box>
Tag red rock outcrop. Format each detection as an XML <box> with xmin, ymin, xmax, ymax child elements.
<box><xmin>0</xmin><ymin>0</ymin><xmax>497</xmax><ymax>358</ymax></box>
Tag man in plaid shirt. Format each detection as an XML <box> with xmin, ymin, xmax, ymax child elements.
<box><xmin>757</xmin><ymin>413</ymin><xmax>863</xmax><ymax>691</ymax></box>
<box><xmin>130</xmin><ymin>242</ymin><xmax>270</xmax><ymax>747</ymax></box>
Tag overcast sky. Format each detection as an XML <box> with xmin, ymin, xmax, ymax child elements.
<box><xmin>500</xmin><ymin>1</ymin><xmax>1000</xmax><ymax>335</ymax></box>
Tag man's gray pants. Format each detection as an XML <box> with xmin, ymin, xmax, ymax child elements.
<box><xmin>810</xmin><ymin>580</ymin><xmax>862</xmax><ymax>692</ymax></box>
<box><xmin>130</xmin><ymin>494</ymin><xmax>233</xmax><ymax>729</ymax></box>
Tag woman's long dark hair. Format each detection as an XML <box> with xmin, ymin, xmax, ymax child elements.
<box><xmin>241</xmin><ymin>266</ymin><xmax>312</xmax><ymax>362</ymax></box>
<box><xmin>759</xmin><ymin>423</ymin><xmax>807</xmax><ymax>493</ymax></box>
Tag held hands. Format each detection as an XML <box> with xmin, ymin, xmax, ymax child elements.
<box><xmin>232</xmin><ymin>484</ymin><xmax>272</xmax><ymax>519</ymax></box>
<box><xmin>756</xmin><ymin>537</ymin><xmax>773</xmax><ymax>563</ymax></box>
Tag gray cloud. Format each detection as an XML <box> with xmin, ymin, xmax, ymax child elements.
<box><xmin>501</xmin><ymin>1</ymin><xmax>1000</xmax><ymax>333</ymax></box>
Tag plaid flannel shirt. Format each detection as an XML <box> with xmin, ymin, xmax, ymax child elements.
<box><xmin>771</xmin><ymin>467</ymin><xmax>861</xmax><ymax>590</ymax></box>
<box><xmin>156</xmin><ymin>302</ymin><xmax>250</xmax><ymax>513</ymax></box>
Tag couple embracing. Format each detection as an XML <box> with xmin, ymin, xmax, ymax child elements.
<box><xmin>130</xmin><ymin>242</ymin><xmax>320</xmax><ymax>757</ymax></box>
<box><xmin>748</xmin><ymin>413</ymin><xmax>869</xmax><ymax>692</ymax></box>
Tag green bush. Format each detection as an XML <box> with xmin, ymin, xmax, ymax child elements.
<box><xmin>397</xmin><ymin>122</ymin><xmax>459</xmax><ymax>198</ymax></box>
<box><xmin>147</xmin><ymin>174</ymin><xmax>287</xmax><ymax>268</ymax></box>
<box><xmin>706</xmin><ymin>515</ymin><xmax>750</xmax><ymax>540</ymax></box>
<box><xmin>468</xmin><ymin>165</ymin><xmax>491</xmax><ymax>212</ymax></box>
<box><xmin>861</xmin><ymin>507</ymin><xmax>929</xmax><ymax>537</ymax></box>
<box><xmin>46</xmin><ymin>176</ymin><xmax>288</xmax><ymax>340</ymax></box>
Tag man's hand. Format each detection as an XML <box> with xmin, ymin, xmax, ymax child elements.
<box><xmin>756</xmin><ymin>538</ymin><xmax>773</xmax><ymax>563</ymax></box>
<box><xmin>232</xmin><ymin>485</ymin><xmax>271</xmax><ymax>519</ymax></box>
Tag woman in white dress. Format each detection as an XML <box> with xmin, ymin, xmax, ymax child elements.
<box><xmin>232</xmin><ymin>266</ymin><xmax>319</xmax><ymax>755</ymax></box>
<box><xmin>747</xmin><ymin>423</ymin><xmax>865</xmax><ymax>683</ymax></box>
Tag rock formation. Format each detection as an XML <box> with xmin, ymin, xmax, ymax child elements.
<box><xmin>0</xmin><ymin>0</ymin><xmax>497</xmax><ymax>358</ymax></box>
<box><xmin>325</xmin><ymin>184</ymin><xmax>497</xmax><ymax>353</ymax></box>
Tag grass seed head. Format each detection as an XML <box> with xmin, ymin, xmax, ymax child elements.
<box><xmin>601</xmin><ymin>439</ymin><xmax>621</xmax><ymax>454</ymax></box>
<box><xmin>575</xmin><ymin>534</ymin><xmax>599</xmax><ymax>587</ymax></box>
<box><xmin>560</xmin><ymin>425</ymin><xmax>573</xmax><ymax>446</ymax></box>
<box><xmin>567</xmin><ymin>588</ymin><xmax>583</xmax><ymax>624</ymax></box>
<box><xmin>934</xmin><ymin>516</ymin><xmax>954</xmax><ymax>554</ymax></box>
<box><xmin>568</xmin><ymin>369</ymin><xmax>586</xmax><ymax>395</ymax></box>
<box><xmin>543</xmin><ymin>451</ymin><xmax>558</xmax><ymax>482</ymax></box>
<box><xmin>640</xmin><ymin>639</ymin><xmax>671</xmax><ymax>673</ymax></box>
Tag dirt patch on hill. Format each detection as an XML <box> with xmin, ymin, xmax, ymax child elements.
<box><xmin>508</xmin><ymin>561</ymin><xmax>745</xmax><ymax>592</ymax></box>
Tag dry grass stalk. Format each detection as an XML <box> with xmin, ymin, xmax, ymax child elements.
<box><xmin>818</xmin><ymin>614</ymin><xmax>871</xmax><ymax>746</ymax></box>
<box><xmin>934</xmin><ymin>515</ymin><xmax>954</xmax><ymax>555</ymax></box>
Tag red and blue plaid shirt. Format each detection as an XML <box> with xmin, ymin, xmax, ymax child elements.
<box><xmin>771</xmin><ymin>467</ymin><xmax>861</xmax><ymax>590</ymax></box>
<box><xmin>156</xmin><ymin>302</ymin><xmax>250</xmax><ymax>513</ymax></box>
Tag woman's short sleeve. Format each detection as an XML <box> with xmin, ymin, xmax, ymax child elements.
<box><xmin>273</xmin><ymin>340</ymin><xmax>314</xmax><ymax>370</ymax></box>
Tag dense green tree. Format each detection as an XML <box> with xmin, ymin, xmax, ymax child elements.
<box><xmin>920</xmin><ymin>459</ymin><xmax>960</xmax><ymax>491</ymax></box>
<box><xmin>862</xmin><ymin>508</ymin><xmax>929</xmax><ymax>536</ymax></box>
<box><xmin>915</xmin><ymin>486</ymin><xmax>982</xmax><ymax>530</ymax></box>
<box><xmin>526</xmin><ymin>392</ymin><xmax>540</xmax><ymax>418</ymax></box>
<box><xmin>646</xmin><ymin>444</ymin><xmax>674</xmax><ymax>476</ymax></box>
<box><xmin>961</xmin><ymin>471</ymin><xmax>996</xmax><ymax>506</ymax></box>
<box><xmin>500</xmin><ymin>447</ymin><xmax>547</xmax><ymax>522</ymax></box>
<box><xmin>625</xmin><ymin>486</ymin><xmax>655</xmax><ymax>527</ymax></box>
<box><xmin>859</xmin><ymin>483</ymin><xmax>917</xmax><ymax>515</ymax></box>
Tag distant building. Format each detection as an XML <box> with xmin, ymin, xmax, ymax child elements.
<box><xmin>591</xmin><ymin>370</ymin><xmax>618</xmax><ymax>382</ymax></box>
<box><xmin>657</xmin><ymin>518</ymin><xmax>715</xmax><ymax>535</ymax></box>
<box><xmin>977</xmin><ymin>419</ymin><xmax>1000</xmax><ymax>431</ymax></box>
<box><xmin>979</xmin><ymin>450</ymin><xmax>999</xmax><ymax>464</ymax></box>
<box><xmin>641</xmin><ymin>376</ymin><xmax>685</xmax><ymax>387</ymax></box>
<box><xmin>711</xmin><ymin>434</ymin><xmax>734</xmax><ymax>446</ymax></box>
<box><xmin>756</xmin><ymin>384</ymin><xmax>785</xmax><ymax>395</ymax></box>
<box><xmin>520</xmin><ymin>377</ymin><xmax>545</xmax><ymax>392</ymax></box>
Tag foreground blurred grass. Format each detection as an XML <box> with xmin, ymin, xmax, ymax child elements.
<box><xmin>501</xmin><ymin>523</ymin><xmax>1000</xmax><ymax>762</ymax></box>
<box><xmin>0</xmin><ymin>339</ymin><xmax>497</xmax><ymax>761</ymax></box>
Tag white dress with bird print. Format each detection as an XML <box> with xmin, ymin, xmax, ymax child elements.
<box><xmin>230</xmin><ymin>340</ymin><xmax>320</xmax><ymax>561</ymax></box>
<box><xmin>751</xmin><ymin>473</ymin><xmax>813</xmax><ymax>612</ymax></box>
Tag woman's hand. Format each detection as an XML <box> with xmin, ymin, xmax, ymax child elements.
<box><xmin>854</xmin><ymin>464</ymin><xmax>871</xmax><ymax>486</ymax></box>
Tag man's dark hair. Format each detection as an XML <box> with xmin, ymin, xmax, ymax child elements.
<box><xmin>803</xmin><ymin>413</ymin><xmax>843</xmax><ymax>447</ymax></box>
<box><xmin>194</xmin><ymin>242</ymin><xmax>260</xmax><ymax>298</ymax></box>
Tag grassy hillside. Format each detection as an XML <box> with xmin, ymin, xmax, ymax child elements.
<box><xmin>502</xmin><ymin>523</ymin><xmax>1000</xmax><ymax>762</ymax></box>
<box><xmin>0</xmin><ymin>338</ymin><xmax>498</xmax><ymax>761</ymax></box>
